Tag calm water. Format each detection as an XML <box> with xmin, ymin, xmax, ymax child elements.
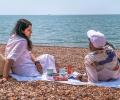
<box><xmin>0</xmin><ymin>15</ymin><xmax>120</xmax><ymax>48</ymax></box>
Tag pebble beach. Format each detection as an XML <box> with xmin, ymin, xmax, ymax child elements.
<box><xmin>0</xmin><ymin>44</ymin><xmax>120</xmax><ymax>100</ymax></box>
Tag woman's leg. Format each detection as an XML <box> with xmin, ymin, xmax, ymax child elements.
<box><xmin>0</xmin><ymin>54</ymin><xmax>5</xmax><ymax>76</ymax></box>
<box><xmin>85</xmin><ymin>64</ymin><xmax>98</xmax><ymax>82</ymax></box>
<box><xmin>36</xmin><ymin>54</ymin><xmax>57</xmax><ymax>73</ymax></box>
<box><xmin>98</xmin><ymin>68</ymin><xmax>120</xmax><ymax>81</ymax></box>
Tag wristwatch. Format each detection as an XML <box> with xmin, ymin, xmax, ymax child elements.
<box><xmin>35</xmin><ymin>61</ymin><xmax>40</xmax><ymax>65</ymax></box>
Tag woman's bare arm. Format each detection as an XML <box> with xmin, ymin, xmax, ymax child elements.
<box><xmin>29</xmin><ymin>51</ymin><xmax>43</xmax><ymax>74</ymax></box>
<box><xmin>3</xmin><ymin>59</ymin><xmax>14</xmax><ymax>79</ymax></box>
<box><xmin>29</xmin><ymin>51</ymin><xmax>36</xmax><ymax>63</ymax></box>
<box><xmin>0</xmin><ymin>59</ymin><xmax>14</xmax><ymax>83</ymax></box>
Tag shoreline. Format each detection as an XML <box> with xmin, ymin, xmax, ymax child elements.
<box><xmin>0</xmin><ymin>43</ymin><xmax>88</xmax><ymax>49</ymax></box>
<box><xmin>1</xmin><ymin>43</ymin><xmax>120</xmax><ymax>50</ymax></box>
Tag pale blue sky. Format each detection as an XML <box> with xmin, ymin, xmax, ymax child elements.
<box><xmin>0</xmin><ymin>0</ymin><xmax>120</xmax><ymax>15</ymax></box>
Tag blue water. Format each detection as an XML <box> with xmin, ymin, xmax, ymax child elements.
<box><xmin>0</xmin><ymin>15</ymin><xmax>120</xmax><ymax>48</ymax></box>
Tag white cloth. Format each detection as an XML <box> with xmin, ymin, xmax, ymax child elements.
<box><xmin>87</xmin><ymin>30</ymin><xmax>107</xmax><ymax>48</ymax></box>
<box><xmin>36</xmin><ymin>54</ymin><xmax>57</xmax><ymax>74</ymax></box>
<box><xmin>10</xmin><ymin>54</ymin><xmax>57</xmax><ymax>81</ymax></box>
<box><xmin>5</xmin><ymin>34</ymin><xmax>57</xmax><ymax>77</ymax></box>
<box><xmin>84</xmin><ymin>45</ymin><xmax>120</xmax><ymax>82</ymax></box>
<box><xmin>10</xmin><ymin>71</ymin><xmax>120</xmax><ymax>88</ymax></box>
<box><xmin>5</xmin><ymin>34</ymin><xmax>40</xmax><ymax>76</ymax></box>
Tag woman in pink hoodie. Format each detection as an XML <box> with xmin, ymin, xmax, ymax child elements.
<box><xmin>84</xmin><ymin>30</ymin><xmax>120</xmax><ymax>82</ymax></box>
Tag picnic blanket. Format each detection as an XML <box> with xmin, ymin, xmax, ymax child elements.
<box><xmin>10</xmin><ymin>72</ymin><xmax>120</xmax><ymax>88</ymax></box>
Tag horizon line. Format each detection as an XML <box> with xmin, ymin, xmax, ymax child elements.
<box><xmin>0</xmin><ymin>14</ymin><xmax>120</xmax><ymax>16</ymax></box>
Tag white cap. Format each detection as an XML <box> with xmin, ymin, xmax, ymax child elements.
<box><xmin>87</xmin><ymin>30</ymin><xmax>107</xmax><ymax>48</ymax></box>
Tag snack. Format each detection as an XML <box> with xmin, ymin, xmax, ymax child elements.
<box><xmin>67</xmin><ymin>65</ymin><xmax>73</xmax><ymax>74</ymax></box>
<box><xmin>53</xmin><ymin>75</ymin><xmax>68</xmax><ymax>81</ymax></box>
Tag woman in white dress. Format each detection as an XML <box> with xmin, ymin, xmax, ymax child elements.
<box><xmin>0</xmin><ymin>19</ymin><xmax>57</xmax><ymax>83</ymax></box>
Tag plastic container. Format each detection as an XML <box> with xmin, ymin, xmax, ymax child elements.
<box><xmin>47</xmin><ymin>68</ymin><xmax>53</xmax><ymax>76</ymax></box>
<box><xmin>59</xmin><ymin>68</ymin><xmax>66</xmax><ymax>76</ymax></box>
<box><xmin>53</xmin><ymin>75</ymin><xmax>68</xmax><ymax>81</ymax></box>
<box><xmin>67</xmin><ymin>65</ymin><xmax>73</xmax><ymax>74</ymax></box>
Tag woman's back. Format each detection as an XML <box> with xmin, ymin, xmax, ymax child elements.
<box><xmin>5</xmin><ymin>34</ymin><xmax>40</xmax><ymax>76</ymax></box>
<box><xmin>86</xmin><ymin>45</ymin><xmax>118</xmax><ymax>71</ymax></box>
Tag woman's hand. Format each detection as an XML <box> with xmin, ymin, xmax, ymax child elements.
<box><xmin>0</xmin><ymin>78</ymin><xmax>7</xmax><ymax>83</ymax></box>
<box><xmin>30</xmin><ymin>52</ymin><xmax>43</xmax><ymax>74</ymax></box>
<box><xmin>35</xmin><ymin>62</ymin><xmax>43</xmax><ymax>74</ymax></box>
<box><xmin>0</xmin><ymin>59</ymin><xmax>13</xmax><ymax>84</ymax></box>
<box><xmin>91</xmin><ymin>61</ymin><xmax>98</xmax><ymax>67</ymax></box>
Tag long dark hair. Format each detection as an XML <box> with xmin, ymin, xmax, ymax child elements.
<box><xmin>11</xmin><ymin>19</ymin><xmax>32</xmax><ymax>51</ymax></box>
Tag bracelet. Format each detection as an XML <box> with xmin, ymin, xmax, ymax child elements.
<box><xmin>35</xmin><ymin>61</ymin><xmax>40</xmax><ymax>65</ymax></box>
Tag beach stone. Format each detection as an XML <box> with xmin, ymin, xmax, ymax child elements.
<box><xmin>0</xmin><ymin>45</ymin><xmax>120</xmax><ymax>99</ymax></box>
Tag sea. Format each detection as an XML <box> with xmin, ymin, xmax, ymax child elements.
<box><xmin>0</xmin><ymin>15</ymin><xmax>120</xmax><ymax>48</ymax></box>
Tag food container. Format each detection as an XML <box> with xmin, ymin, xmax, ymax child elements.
<box><xmin>67</xmin><ymin>65</ymin><xmax>73</xmax><ymax>74</ymax></box>
<box><xmin>47</xmin><ymin>68</ymin><xmax>53</xmax><ymax>76</ymax></box>
<box><xmin>53</xmin><ymin>75</ymin><xmax>68</xmax><ymax>81</ymax></box>
<box><xmin>59</xmin><ymin>68</ymin><xmax>66</xmax><ymax>76</ymax></box>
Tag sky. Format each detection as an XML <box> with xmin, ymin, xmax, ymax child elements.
<box><xmin>0</xmin><ymin>0</ymin><xmax>120</xmax><ymax>15</ymax></box>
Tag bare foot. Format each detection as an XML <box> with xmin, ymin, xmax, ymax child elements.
<box><xmin>0</xmin><ymin>78</ymin><xmax>7</xmax><ymax>83</ymax></box>
<box><xmin>76</xmin><ymin>73</ymin><xmax>88</xmax><ymax>82</ymax></box>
